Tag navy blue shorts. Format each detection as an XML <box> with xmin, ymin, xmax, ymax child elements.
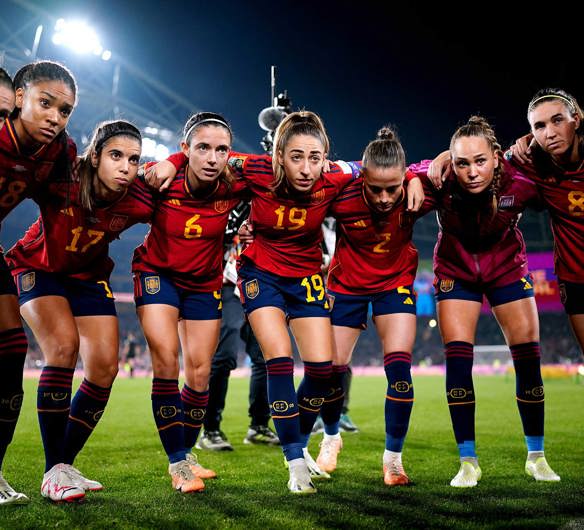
<box><xmin>16</xmin><ymin>270</ymin><xmax>116</xmax><ymax>317</ymax></box>
<box><xmin>434</xmin><ymin>274</ymin><xmax>535</xmax><ymax>307</ymax></box>
<box><xmin>329</xmin><ymin>285</ymin><xmax>417</xmax><ymax>329</ymax></box>
<box><xmin>0</xmin><ymin>253</ymin><xmax>17</xmax><ymax>296</ymax></box>
<box><xmin>237</xmin><ymin>262</ymin><xmax>330</xmax><ymax>319</ymax></box>
<box><xmin>559</xmin><ymin>280</ymin><xmax>584</xmax><ymax>315</ymax></box>
<box><xmin>133</xmin><ymin>271</ymin><xmax>222</xmax><ymax>320</ymax></box>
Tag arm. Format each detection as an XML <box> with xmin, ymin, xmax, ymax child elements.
<box><xmin>426</xmin><ymin>150</ymin><xmax>450</xmax><ymax>189</ymax></box>
<box><xmin>143</xmin><ymin>152</ymin><xmax>186</xmax><ymax>191</ymax></box>
<box><xmin>506</xmin><ymin>133</ymin><xmax>535</xmax><ymax>166</ymax></box>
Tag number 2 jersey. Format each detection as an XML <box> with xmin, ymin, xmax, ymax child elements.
<box><xmin>6</xmin><ymin>170</ymin><xmax>153</xmax><ymax>282</ymax></box>
<box><xmin>132</xmin><ymin>160</ymin><xmax>249</xmax><ymax>292</ymax></box>
<box><xmin>229</xmin><ymin>154</ymin><xmax>357</xmax><ymax>277</ymax></box>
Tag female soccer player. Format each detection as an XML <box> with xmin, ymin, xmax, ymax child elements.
<box><xmin>7</xmin><ymin>120</ymin><xmax>152</xmax><ymax>503</ymax></box>
<box><xmin>133</xmin><ymin>112</ymin><xmax>248</xmax><ymax>494</ymax></box>
<box><xmin>0</xmin><ymin>61</ymin><xmax>77</xmax><ymax>505</ymax></box>
<box><xmin>509</xmin><ymin>89</ymin><xmax>584</xmax><ymax>353</ymax></box>
<box><xmin>411</xmin><ymin>116</ymin><xmax>560</xmax><ymax>487</ymax></box>
<box><xmin>316</xmin><ymin>127</ymin><xmax>434</xmax><ymax>487</ymax></box>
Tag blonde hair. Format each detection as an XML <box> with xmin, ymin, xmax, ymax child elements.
<box><xmin>271</xmin><ymin>111</ymin><xmax>329</xmax><ymax>192</ymax></box>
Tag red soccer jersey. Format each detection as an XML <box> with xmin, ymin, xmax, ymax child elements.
<box><xmin>510</xmin><ymin>155</ymin><xmax>584</xmax><ymax>283</ymax></box>
<box><xmin>6</xmin><ymin>172</ymin><xmax>153</xmax><ymax>281</ymax></box>
<box><xmin>328</xmin><ymin>173</ymin><xmax>436</xmax><ymax>294</ymax></box>
<box><xmin>0</xmin><ymin>118</ymin><xmax>76</xmax><ymax>229</ymax></box>
<box><xmin>230</xmin><ymin>154</ymin><xmax>356</xmax><ymax>277</ymax></box>
<box><xmin>132</xmin><ymin>161</ymin><xmax>249</xmax><ymax>291</ymax></box>
<box><xmin>409</xmin><ymin>159</ymin><xmax>542</xmax><ymax>287</ymax></box>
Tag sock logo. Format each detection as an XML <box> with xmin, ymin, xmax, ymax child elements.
<box><xmin>9</xmin><ymin>393</ymin><xmax>23</xmax><ymax>411</ymax></box>
<box><xmin>448</xmin><ymin>388</ymin><xmax>472</xmax><ymax>399</ymax></box>
<box><xmin>189</xmin><ymin>408</ymin><xmax>205</xmax><ymax>420</ymax></box>
<box><xmin>526</xmin><ymin>386</ymin><xmax>544</xmax><ymax>398</ymax></box>
<box><xmin>309</xmin><ymin>397</ymin><xmax>324</xmax><ymax>407</ymax></box>
<box><xmin>92</xmin><ymin>409</ymin><xmax>104</xmax><ymax>422</ymax></box>
<box><xmin>391</xmin><ymin>381</ymin><xmax>413</xmax><ymax>393</ymax></box>
<box><xmin>48</xmin><ymin>392</ymin><xmax>69</xmax><ymax>401</ymax></box>
<box><xmin>271</xmin><ymin>400</ymin><xmax>293</xmax><ymax>413</ymax></box>
<box><xmin>159</xmin><ymin>405</ymin><xmax>179</xmax><ymax>419</ymax></box>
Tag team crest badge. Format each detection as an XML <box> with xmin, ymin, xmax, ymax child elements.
<box><xmin>20</xmin><ymin>272</ymin><xmax>36</xmax><ymax>292</ymax></box>
<box><xmin>228</xmin><ymin>156</ymin><xmax>247</xmax><ymax>172</ymax></box>
<box><xmin>327</xmin><ymin>293</ymin><xmax>335</xmax><ymax>311</ymax></box>
<box><xmin>245</xmin><ymin>279</ymin><xmax>260</xmax><ymax>299</ymax></box>
<box><xmin>145</xmin><ymin>275</ymin><xmax>161</xmax><ymax>295</ymax></box>
<box><xmin>440</xmin><ymin>279</ymin><xmax>454</xmax><ymax>293</ymax></box>
<box><xmin>311</xmin><ymin>188</ymin><xmax>325</xmax><ymax>204</ymax></box>
<box><xmin>110</xmin><ymin>215</ymin><xmax>128</xmax><ymax>232</ymax></box>
<box><xmin>214</xmin><ymin>200</ymin><xmax>230</xmax><ymax>213</ymax></box>
<box><xmin>498</xmin><ymin>195</ymin><xmax>515</xmax><ymax>209</ymax></box>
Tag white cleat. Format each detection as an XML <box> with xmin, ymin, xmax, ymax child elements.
<box><xmin>303</xmin><ymin>447</ymin><xmax>331</xmax><ymax>480</ymax></box>
<box><xmin>287</xmin><ymin>461</ymin><xmax>316</xmax><ymax>495</ymax></box>
<box><xmin>0</xmin><ymin>473</ymin><xmax>29</xmax><ymax>505</ymax></box>
<box><xmin>64</xmin><ymin>465</ymin><xmax>103</xmax><ymax>491</ymax></box>
<box><xmin>316</xmin><ymin>435</ymin><xmax>342</xmax><ymax>473</ymax></box>
<box><xmin>450</xmin><ymin>461</ymin><xmax>482</xmax><ymax>488</ymax></box>
<box><xmin>41</xmin><ymin>463</ymin><xmax>86</xmax><ymax>503</ymax></box>
<box><xmin>525</xmin><ymin>457</ymin><xmax>560</xmax><ymax>482</ymax></box>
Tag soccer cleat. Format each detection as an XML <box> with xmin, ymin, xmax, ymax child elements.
<box><xmin>287</xmin><ymin>461</ymin><xmax>317</xmax><ymax>495</ymax></box>
<box><xmin>339</xmin><ymin>413</ymin><xmax>359</xmax><ymax>433</ymax></box>
<box><xmin>64</xmin><ymin>465</ymin><xmax>103</xmax><ymax>491</ymax></box>
<box><xmin>383</xmin><ymin>460</ymin><xmax>410</xmax><ymax>487</ymax></box>
<box><xmin>311</xmin><ymin>416</ymin><xmax>324</xmax><ymax>435</ymax></box>
<box><xmin>303</xmin><ymin>448</ymin><xmax>331</xmax><ymax>480</ymax></box>
<box><xmin>185</xmin><ymin>452</ymin><xmax>217</xmax><ymax>479</ymax></box>
<box><xmin>316</xmin><ymin>436</ymin><xmax>342</xmax><ymax>473</ymax></box>
<box><xmin>196</xmin><ymin>430</ymin><xmax>234</xmax><ymax>451</ymax></box>
<box><xmin>0</xmin><ymin>473</ymin><xmax>29</xmax><ymax>505</ymax></box>
<box><xmin>525</xmin><ymin>457</ymin><xmax>561</xmax><ymax>482</ymax></box>
<box><xmin>41</xmin><ymin>463</ymin><xmax>86</xmax><ymax>503</ymax></box>
<box><xmin>450</xmin><ymin>461</ymin><xmax>482</xmax><ymax>488</ymax></box>
<box><xmin>168</xmin><ymin>460</ymin><xmax>205</xmax><ymax>493</ymax></box>
<box><xmin>243</xmin><ymin>425</ymin><xmax>280</xmax><ymax>445</ymax></box>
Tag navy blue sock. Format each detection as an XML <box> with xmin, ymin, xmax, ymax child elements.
<box><xmin>266</xmin><ymin>357</ymin><xmax>302</xmax><ymax>461</ymax></box>
<box><xmin>320</xmin><ymin>364</ymin><xmax>348</xmax><ymax>435</ymax></box>
<box><xmin>511</xmin><ymin>342</ymin><xmax>545</xmax><ymax>442</ymax></box>
<box><xmin>0</xmin><ymin>328</ymin><xmax>27</xmax><ymax>469</ymax></box>
<box><xmin>37</xmin><ymin>366</ymin><xmax>74</xmax><ymax>471</ymax></box>
<box><xmin>384</xmin><ymin>351</ymin><xmax>414</xmax><ymax>452</ymax></box>
<box><xmin>151</xmin><ymin>378</ymin><xmax>185</xmax><ymax>464</ymax></box>
<box><xmin>63</xmin><ymin>378</ymin><xmax>111</xmax><ymax>464</ymax></box>
<box><xmin>445</xmin><ymin>341</ymin><xmax>476</xmax><ymax>457</ymax></box>
<box><xmin>181</xmin><ymin>385</ymin><xmax>208</xmax><ymax>451</ymax></box>
<box><xmin>297</xmin><ymin>360</ymin><xmax>333</xmax><ymax>441</ymax></box>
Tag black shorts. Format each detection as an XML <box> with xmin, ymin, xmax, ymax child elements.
<box><xmin>558</xmin><ymin>280</ymin><xmax>584</xmax><ymax>315</ymax></box>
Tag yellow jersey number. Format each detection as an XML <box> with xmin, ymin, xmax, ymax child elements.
<box><xmin>184</xmin><ymin>214</ymin><xmax>203</xmax><ymax>239</ymax></box>
<box><xmin>273</xmin><ymin>205</ymin><xmax>307</xmax><ymax>230</ymax></box>
<box><xmin>0</xmin><ymin>177</ymin><xmax>27</xmax><ymax>209</ymax></box>
<box><xmin>373</xmin><ymin>232</ymin><xmax>392</xmax><ymax>253</ymax></box>
<box><xmin>65</xmin><ymin>227</ymin><xmax>105</xmax><ymax>253</ymax></box>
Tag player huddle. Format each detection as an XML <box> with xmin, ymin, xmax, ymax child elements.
<box><xmin>0</xmin><ymin>59</ymin><xmax>582</xmax><ymax>503</ymax></box>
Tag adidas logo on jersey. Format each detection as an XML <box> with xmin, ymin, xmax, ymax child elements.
<box><xmin>60</xmin><ymin>207</ymin><xmax>74</xmax><ymax>216</ymax></box>
<box><xmin>169</xmin><ymin>199</ymin><xmax>181</xmax><ymax>206</ymax></box>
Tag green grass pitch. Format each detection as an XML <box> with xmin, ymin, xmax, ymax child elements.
<box><xmin>1</xmin><ymin>375</ymin><xmax>583</xmax><ymax>529</ymax></box>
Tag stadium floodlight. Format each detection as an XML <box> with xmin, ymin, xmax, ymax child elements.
<box><xmin>52</xmin><ymin>18</ymin><xmax>111</xmax><ymax>61</ymax></box>
<box><xmin>428</xmin><ymin>319</ymin><xmax>437</xmax><ymax>328</ymax></box>
<box><xmin>142</xmin><ymin>137</ymin><xmax>170</xmax><ymax>161</ymax></box>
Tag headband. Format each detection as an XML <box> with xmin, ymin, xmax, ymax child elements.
<box><xmin>184</xmin><ymin>118</ymin><xmax>231</xmax><ymax>142</ymax></box>
<box><xmin>95</xmin><ymin>126</ymin><xmax>141</xmax><ymax>152</ymax></box>
<box><xmin>529</xmin><ymin>94</ymin><xmax>574</xmax><ymax>111</ymax></box>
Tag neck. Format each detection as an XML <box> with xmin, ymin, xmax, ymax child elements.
<box><xmin>186</xmin><ymin>165</ymin><xmax>217</xmax><ymax>195</ymax></box>
<box><xmin>12</xmin><ymin>117</ymin><xmax>43</xmax><ymax>153</ymax></box>
<box><xmin>551</xmin><ymin>137</ymin><xmax>582</xmax><ymax>168</ymax></box>
<box><xmin>93</xmin><ymin>173</ymin><xmax>125</xmax><ymax>204</ymax></box>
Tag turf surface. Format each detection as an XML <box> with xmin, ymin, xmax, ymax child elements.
<box><xmin>1</xmin><ymin>375</ymin><xmax>583</xmax><ymax>529</ymax></box>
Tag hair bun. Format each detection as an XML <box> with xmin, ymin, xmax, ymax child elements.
<box><xmin>467</xmin><ymin>115</ymin><xmax>489</xmax><ymax>128</ymax></box>
<box><xmin>377</xmin><ymin>126</ymin><xmax>396</xmax><ymax>141</ymax></box>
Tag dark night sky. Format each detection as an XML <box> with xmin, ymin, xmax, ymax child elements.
<box><xmin>1</xmin><ymin>1</ymin><xmax>581</xmax><ymax>271</ymax></box>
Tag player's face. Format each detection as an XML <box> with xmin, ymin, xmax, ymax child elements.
<box><xmin>0</xmin><ymin>85</ymin><xmax>15</xmax><ymax>128</ymax></box>
<box><xmin>451</xmin><ymin>136</ymin><xmax>498</xmax><ymax>194</ymax></box>
<box><xmin>278</xmin><ymin>133</ymin><xmax>326</xmax><ymax>193</ymax></box>
<box><xmin>92</xmin><ymin>136</ymin><xmax>141</xmax><ymax>196</ymax></box>
<box><xmin>14</xmin><ymin>80</ymin><xmax>75</xmax><ymax>147</ymax></box>
<box><xmin>181</xmin><ymin>125</ymin><xmax>231</xmax><ymax>184</ymax></box>
<box><xmin>363</xmin><ymin>165</ymin><xmax>404</xmax><ymax>213</ymax></box>
<box><xmin>528</xmin><ymin>100</ymin><xmax>580</xmax><ymax>161</ymax></box>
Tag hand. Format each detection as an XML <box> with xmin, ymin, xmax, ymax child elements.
<box><xmin>509</xmin><ymin>133</ymin><xmax>534</xmax><ymax>165</ymax></box>
<box><xmin>238</xmin><ymin>220</ymin><xmax>254</xmax><ymax>247</ymax></box>
<box><xmin>144</xmin><ymin>160</ymin><xmax>177</xmax><ymax>191</ymax></box>
<box><xmin>427</xmin><ymin>150</ymin><xmax>450</xmax><ymax>189</ymax></box>
<box><xmin>406</xmin><ymin>177</ymin><xmax>425</xmax><ymax>212</ymax></box>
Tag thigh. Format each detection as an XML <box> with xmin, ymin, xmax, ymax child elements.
<box><xmin>75</xmin><ymin>315</ymin><xmax>119</xmax><ymax>386</ymax></box>
<box><xmin>0</xmin><ymin>294</ymin><xmax>22</xmax><ymax>330</ymax></box>
<box><xmin>248</xmin><ymin>306</ymin><xmax>293</xmax><ymax>361</ymax></box>
<box><xmin>332</xmin><ymin>325</ymin><xmax>361</xmax><ymax>365</ymax></box>
<box><xmin>437</xmin><ymin>299</ymin><xmax>482</xmax><ymax>344</ymax></box>
<box><xmin>137</xmin><ymin>304</ymin><xmax>181</xmax><ymax>378</ymax></box>
<box><xmin>492</xmin><ymin>297</ymin><xmax>539</xmax><ymax>345</ymax></box>
<box><xmin>289</xmin><ymin>317</ymin><xmax>334</xmax><ymax>363</ymax></box>
<box><xmin>374</xmin><ymin>313</ymin><xmax>417</xmax><ymax>353</ymax></box>
<box><xmin>179</xmin><ymin>318</ymin><xmax>221</xmax><ymax>373</ymax></box>
<box><xmin>20</xmin><ymin>295</ymin><xmax>79</xmax><ymax>368</ymax></box>
<box><xmin>568</xmin><ymin>314</ymin><xmax>584</xmax><ymax>352</ymax></box>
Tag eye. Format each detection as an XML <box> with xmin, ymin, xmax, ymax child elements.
<box><xmin>310</xmin><ymin>155</ymin><xmax>322</xmax><ymax>162</ymax></box>
<box><xmin>129</xmin><ymin>156</ymin><xmax>140</xmax><ymax>165</ymax></box>
<box><xmin>455</xmin><ymin>160</ymin><xmax>468</xmax><ymax>168</ymax></box>
<box><xmin>217</xmin><ymin>146</ymin><xmax>229</xmax><ymax>154</ymax></box>
<box><xmin>476</xmin><ymin>158</ymin><xmax>486</xmax><ymax>165</ymax></box>
<box><xmin>369</xmin><ymin>186</ymin><xmax>382</xmax><ymax>194</ymax></box>
<box><xmin>110</xmin><ymin>151</ymin><xmax>121</xmax><ymax>160</ymax></box>
<box><xmin>291</xmin><ymin>155</ymin><xmax>302</xmax><ymax>162</ymax></box>
<box><xmin>553</xmin><ymin>116</ymin><xmax>564</xmax><ymax>124</ymax></box>
<box><xmin>40</xmin><ymin>98</ymin><xmax>50</xmax><ymax>108</ymax></box>
<box><xmin>60</xmin><ymin>108</ymin><xmax>72</xmax><ymax>118</ymax></box>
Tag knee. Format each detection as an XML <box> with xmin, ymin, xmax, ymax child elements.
<box><xmin>46</xmin><ymin>340</ymin><xmax>79</xmax><ymax>368</ymax></box>
<box><xmin>151</xmin><ymin>353</ymin><xmax>179</xmax><ymax>379</ymax></box>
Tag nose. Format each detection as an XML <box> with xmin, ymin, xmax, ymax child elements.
<box><xmin>468</xmin><ymin>164</ymin><xmax>479</xmax><ymax>178</ymax></box>
<box><xmin>207</xmin><ymin>150</ymin><xmax>217</xmax><ymax>165</ymax></box>
<box><xmin>120</xmin><ymin>158</ymin><xmax>130</xmax><ymax>174</ymax></box>
<box><xmin>379</xmin><ymin>190</ymin><xmax>390</xmax><ymax>203</ymax></box>
<box><xmin>46</xmin><ymin>107</ymin><xmax>59</xmax><ymax>126</ymax></box>
<box><xmin>545</xmin><ymin>124</ymin><xmax>557</xmax><ymax>139</ymax></box>
<box><xmin>300</xmin><ymin>159</ymin><xmax>310</xmax><ymax>176</ymax></box>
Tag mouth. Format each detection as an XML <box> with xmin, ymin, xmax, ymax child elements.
<box><xmin>466</xmin><ymin>182</ymin><xmax>483</xmax><ymax>189</ymax></box>
<box><xmin>201</xmin><ymin>168</ymin><xmax>218</xmax><ymax>178</ymax></box>
<box><xmin>114</xmin><ymin>177</ymin><xmax>130</xmax><ymax>187</ymax></box>
<box><xmin>39</xmin><ymin>128</ymin><xmax>57</xmax><ymax>139</ymax></box>
<box><xmin>547</xmin><ymin>141</ymin><xmax>562</xmax><ymax>150</ymax></box>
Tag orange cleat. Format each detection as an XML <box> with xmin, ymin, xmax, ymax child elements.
<box><xmin>169</xmin><ymin>460</ymin><xmax>205</xmax><ymax>493</ymax></box>
<box><xmin>383</xmin><ymin>462</ymin><xmax>410</xmax><ymax>487</ymax></box>
<box><xmin>316</xmin><ymin>436</ymin><xmax>343</xmax><ymax>473</ymax></box>
<box><xmin>186</xmin><ymin>452</ymin><xmax>217</xmax><ymax>479</ymax></box>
